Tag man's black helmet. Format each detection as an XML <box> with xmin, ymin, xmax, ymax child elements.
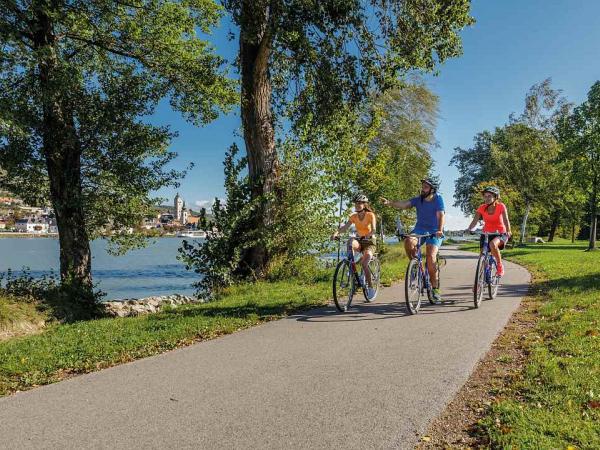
<box><xmin>421</xmin><ymin>178</ymin><xmax>438</xmax><ymax>191</ymax></box>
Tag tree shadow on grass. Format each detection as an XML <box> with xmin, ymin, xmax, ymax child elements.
<box><xmin>155</xmin><ymin>299</ymin><xmax>320</xmax><ymax>322</ymax></box>
<box><xmin>533</xmin><ymin>272</ymin><xmax>600</xmax><ymax>295</ymax></box>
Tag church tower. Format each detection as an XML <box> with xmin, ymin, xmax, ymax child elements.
<box><xmin>174</xmin><ymin>193</ymin><xmax>183</xmax><ymax>222</ymax></box>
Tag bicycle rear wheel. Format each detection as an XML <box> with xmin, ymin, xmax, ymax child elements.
<box><xmin>363</xmin><ymin>257</ymin><xmax>381</xmax><ymax>302</ymax></box>
<box><xmin>405</xmin><ymin>259</ymin><xmax>422</xmax><ymax>314</ymax></box>
<box><xmin>474</xmin><ymin>255</ymin><xmax>486</xmax><ymax>308</ymax></box>
<box><xmin>488</xmin><ymin>258</ymin><xmax>499</xmax><ymax>299</ymax></box>
<box><xmin>333</xmin><ymin>259</ymin><xmax>354</xmax><ymax>312</ymax></box>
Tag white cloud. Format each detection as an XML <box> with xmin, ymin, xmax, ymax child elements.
<box><xmin>194</xmin><ymin>200</ymin><xmax>212</xmax><ymax>209</ymax></box>
<box><xmin>194</xmin><ymin>199</ymin><xmax>226</xmax><ymax>213</ymax></box>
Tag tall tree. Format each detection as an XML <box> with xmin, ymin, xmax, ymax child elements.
<box><xmin>450</xmin><ymin>131</ymin><xmax>495</xmax><ymax>215</ymax></box>
<box><xmin>223</xmin><ymin>0</ymin><xmax>474</xmax><ymax>275</ymax></box>
<box><xmin>0</xmin><ymin>0</ymin><xmax>236</xmax><ymax>307</ymax></box>
<box><xmin>199</xmin><ymin>208</ymin><xmax>208</xmax><ymax>230</ymax></box>
<box><xmin>357</xmin><ymin>81</ymin><xmax>439</xmax><ymax>229</ymax></box>
<box><xmin>557</xmin><ymin>81</ymin><xmax>600</xmax><ymax>250</ymax></box>
<box><xmin>492</xmin><ymin>123</ymin><xmax>560</xmax><ymax>245</ymax></box>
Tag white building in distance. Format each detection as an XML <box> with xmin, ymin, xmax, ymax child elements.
<box><xmin>15</xmin><ymin>218</ymin><xmax>49</xmax><ymax>233</ymax></box>
<box><xmin>174</xmin><ymin>193</ymin><xmax>189</xmax><ymax>224</ymax></box>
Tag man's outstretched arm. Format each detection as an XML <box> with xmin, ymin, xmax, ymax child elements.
<box><xmin>381</xmin><ymin>197</ymin><xmax>412</xmax><ymax>210</ymax></box>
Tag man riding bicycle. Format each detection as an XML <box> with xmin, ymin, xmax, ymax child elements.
<box><xmin>331</xmin><ymin>193</ymin><xmax>378</xmax><ymax>300</ymax></box>
<box><xmin>381</xmin><ymin>178</ymin><xmax>445</xmax><ymax>302</ymax></box>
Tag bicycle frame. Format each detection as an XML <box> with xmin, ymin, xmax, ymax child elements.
<box><xmin>413</xmin><ymin>236</ymin><xmax>431</xmax><ymax>292</ymax></box>
<box><xmin>402</xmin><ymin>233</ymin><xmax>436</xmax><ymax>292</ymax></box>
<box><xmin>344</xmin><ymin>236</ymin><xmax>369</xmax><ymax>288</ymax></box>
<box><xmin>479</xmin><ymin>232</ymin><xmax>498</xmax><ymax>284</ymax></box>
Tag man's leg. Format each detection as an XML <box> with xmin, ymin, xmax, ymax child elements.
<box><xmin>403</xmin><ymin>237</ymin><xmax>418</xmax><ymax>259</ymax></box>
<box><xmin>426</xmin><ymin>244</ymin><xmax>439</xmax><ymax>288</ymax></box>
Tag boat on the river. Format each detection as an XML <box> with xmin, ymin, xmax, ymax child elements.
<box><xmin>177</xmin><ymin>230</ymin><xmax>207</xmax><ymax>239</ymax></box>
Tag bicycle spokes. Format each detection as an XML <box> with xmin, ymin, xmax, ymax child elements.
<box><xmin>333</xmin><ymin>259</ymin><xmax>354</xmax><ymax>312</ymax></box>
<box><xmin>405</xmin><ymin>259</ymin><xmax>422</xmax><ymax>314</ymax></box>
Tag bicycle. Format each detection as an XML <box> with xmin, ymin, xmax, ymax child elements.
<box><xmin>473</xmin><ymin>231</ymin><xmax>501</xmax><ymax>308</ymax></box>
<box><xmin>332</xmin><ymin>236</ymin><xmax>381</xmax><ymax>312</ymax></box>
<box><xmin>395</xmin><ymin>219</ymin><xmax>446</xmax><ymax>314</ymax></box>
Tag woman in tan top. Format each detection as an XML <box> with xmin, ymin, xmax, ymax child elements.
<box><xmin>331</xmin><ymin>193</ymin><xmax>377</xmax><ymax>299</ymax></box>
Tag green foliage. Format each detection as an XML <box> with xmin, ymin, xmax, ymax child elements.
<box><xmin>451</xmin><ymin>131</ymin><xmax>495</xmax><ymax>215</ymax></box>
<box><xmin>492</xmin><ymin>123</ymin><xmax>560</xmax><ymax>206</ymax></box>
<box><xmin>266</xmin><ymin>256</ymin><xmax>331</xmax><ymax>284</ymax></box>
<box><xmin>228</xmin><ymin>0</ymin><xmax>473</xmax><ymax>131</ymax></box>
<box><xmin>223</xmin><ymin>0</ymin><xmax>473</xmax><ymax>275</ymax></box>
<box><xmin>0</xmin><ymin>269</ymin><xmax>104</xmax><ymax>321</ymax></box>
<box><xmin>199</xmin><ymin>208</ymin><xmax>208</xmax><ymax>230</ymax></box>
<box><xmin>452</xmin><ymin>80</ymin><xmax>581</xmax><ymax>241</ymax></box>
<box><xmin>0</xmin><ymin>0</ymin><xmax>236</xmax><ymax>251</ymax></box>
<box><xmin>359</xmin><ymin>82</ymin><xmax>439</xmax><ymax>230</ymax></box>
<box><xmin>557</xmin><ymin>80</ymin><xmax>600</xmax><ymax>246</ymax></box>
<box><xmin>179</xmin><ymin>143</ymin><xmax>258</xmax><ymax>295</ymax></box>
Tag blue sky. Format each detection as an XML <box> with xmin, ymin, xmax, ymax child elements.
<box><xmin>152</xmin><ymin>0</ymin><xmax>600</xmax><ymax>229</ymax></box>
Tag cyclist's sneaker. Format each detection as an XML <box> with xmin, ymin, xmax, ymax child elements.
<box><xmin>432</xmin><ymin>287</ymin><xmax>442</xmax><ymax>302</ymax></box>
<box><xmin>497</xmin><ymin>263</ymin><xmax>505</xmax><ymax>277</ymax></box>
<box><xmin>367</xmin><ymin>287</ymin><xmax>376</xmax><ymax>300</ymax></box>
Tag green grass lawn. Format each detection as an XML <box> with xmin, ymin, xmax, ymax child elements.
<box><xmin>466</xmin><ymin>240</ymin><xmax>600</xmax><ymax>448</ymax></box>
<box><xmin>0</xmin><ymin>244</ymin><xmax>406</xmax><ymax>397</ymax></box>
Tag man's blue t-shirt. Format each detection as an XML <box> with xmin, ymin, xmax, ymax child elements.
<box><xmin>410</xmin><ymin>194</ymin><xmax>445</xmax><ymax>232</ymax></box>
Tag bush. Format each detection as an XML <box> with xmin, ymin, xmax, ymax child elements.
<box><xmin>266</xmin><ymin>255</ymin><xmax>331</xmax><ymax>284</ymax></box>
<box><xmin>0</xmin><ymin>268</ymin><xmax>105</xmax><ymax>322</ymax></box>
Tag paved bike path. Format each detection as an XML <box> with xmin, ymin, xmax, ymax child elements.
<box><xmin>0</xmin><ymin>247</ymin><xmax>530</xmax><ymax>449</ymax></box>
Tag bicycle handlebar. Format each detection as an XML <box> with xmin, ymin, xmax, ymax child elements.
<box><xmin>332</xmin><ymin>234</ymin><xmax>375</xmax><ymax>241</ymax></box>
<box><xmin>468</xmin><ymin>230</ymin><xmax>505</xmax><ymax>236</ymax></box>
<box><xmin>396</xmin><ymin>232</ymin><xmax>444</xmax><ymax>239</ymax></box>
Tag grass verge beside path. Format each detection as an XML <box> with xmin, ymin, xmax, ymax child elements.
<box><xmin>0</xmin><ymin>244</ymin><xmax>406</xmax><ymax>397</ymax></box>
<box><xmin>0</xmin><ymin>295</ymin><xmax>47</xmax><ymax>341</ymax></box>
<box><xmin>464</xmin><ymin>241</ymin><xmax>599</xmax><ymax>448</ymax></box>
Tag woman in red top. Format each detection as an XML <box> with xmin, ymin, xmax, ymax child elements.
<box><xmin>466</xmin><ymin>186</ymin><xmax>512</xmax><ymax>277</ymax></box>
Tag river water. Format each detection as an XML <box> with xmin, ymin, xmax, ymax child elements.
<box><xmin>0</xmin><ymin>235</ymin><xmax>416</xmax><ymax>301</ymax></box>
<box><xmin>0</xmin><ymin>237</ymin><xmax>198</xmax><ymax>300</ymax></box>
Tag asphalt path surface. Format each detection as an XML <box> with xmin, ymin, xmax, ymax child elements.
<box><xmin>0</xmin><ymin>246</ymin><xmax>530</xmax><ymax>449</ymax></box>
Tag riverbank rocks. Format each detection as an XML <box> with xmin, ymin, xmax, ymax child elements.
<box><xmin>103</xmin><ymin>294</ymin><xmax>204</xmax><ymax>318</ymax></box>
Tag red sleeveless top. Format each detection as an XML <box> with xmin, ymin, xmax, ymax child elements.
<box><xmin>477</xmin><ymin>202</ymin><xmax>507</xmax><ymax>234</ymax></box>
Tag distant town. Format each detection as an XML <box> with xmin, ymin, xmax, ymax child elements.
<box><xmin>0</xmin><ymin>192</ymin><xmax>213</xmax><ymax>238</ymax></box>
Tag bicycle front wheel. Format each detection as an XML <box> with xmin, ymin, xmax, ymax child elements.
<box><xmin>474</xmin><ymin>255</ymin><xmax>486</xmax><ymax>308</ymax></box>
<box><xmin>333</xmin><ymin>259</ymin><xmax>354</xmax><ymax>312</ymax></box>
<box><xmin>363</xmin><ymin>257</ymin><xmax>381</xmax><ymax>302</ymax></box>
<box><xmin>488</xmin><ymin>258</ymin><xmax>499</xmax><ymax>299</ymax></box>
<box><xmin>405</xmin><ymin>258</ymin><xmax>422</xmax><ymax>314</ymax></box>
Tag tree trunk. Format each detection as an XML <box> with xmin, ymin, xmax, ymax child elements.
<box><xmin>588</xmin><ymin>172</ymin><xmax>598</xmax><ymax>251</ymax></box>
<box><xmin>34</xmin><ymin>3</ymin><xmax>93</xmax><ymax>294</ymax></box>
<box><xmin>548</xmin><ymin>213</ymin><xmax>559</xmax><ymax>242</ymax></box>
<box><xmin>519</xmin><ymin>201</ymin><xmax>531</xmax><ymax>245</ymax></box>
<box><xmin>571</xmin><ymin>222</ymin><xmax>576</xmax><ymax>243</ymax></box>
<box><xmin>238</xmin><ymin>1</ymin><xmax>278</xmax><ymax>275</ymax></box>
